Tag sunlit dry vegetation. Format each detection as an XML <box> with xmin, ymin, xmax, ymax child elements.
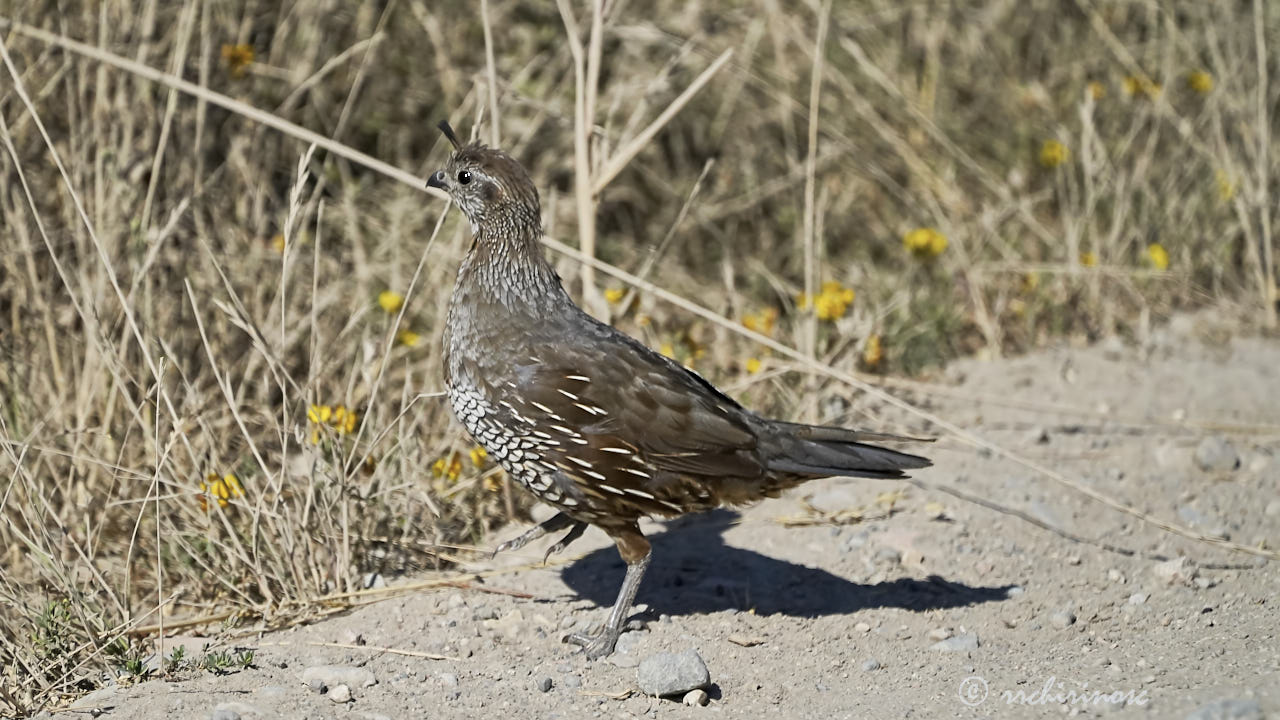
<box><xmin>0</xmin><ymin>0</ymin><xmax>1275</xmax><ymax>712</ymax></box>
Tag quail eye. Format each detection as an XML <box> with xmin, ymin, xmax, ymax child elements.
<box><xmin>457</xmin><ymin>170</ymin><xmax>472</xmax><ymax>185</ymax></box>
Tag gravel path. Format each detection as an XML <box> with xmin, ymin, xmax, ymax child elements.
<box><xmin>50</xmin><ymin>312</ymin><xmax>1279</xmax><ymax>719</ymax></box>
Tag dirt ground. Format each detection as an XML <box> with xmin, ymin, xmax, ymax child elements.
<box><xmin>48</xmin><ymin>310</ymin><xmax>1279</xmax><ymax>719</ymax></box>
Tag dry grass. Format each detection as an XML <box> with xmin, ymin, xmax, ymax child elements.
<box><xmin>0</xmin><ymin>0</ymin><xmax>1276</xmax><ymax>714</ymax></box>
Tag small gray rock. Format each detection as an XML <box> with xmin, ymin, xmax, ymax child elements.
<box><xmin>1154</xmin><ymin>557</ymin><xmax>1197</xmax><ymax>586</ymax></box>
<box><xmin>326</xmin><ymin>684</ymin><xmax>352</xmax><ymax>703</ymax></box>
<box><xmin>839</xmin><ymin>530</ymin><xmax>869</xmax><ymax>553</ymax></box>
<box><xmin>873</xmin><ymin>547</ymin><xmax>901</xmax><ymax>565</ymax></box>
<box><xmin>471</xmin><ymin>605</ymin><xmax>499</xmax><ymax>621</ymax></box>
<box><xmin>683</xmin><ymin>689</ymin><xmax>710</xmax><ymax>706</ymax></box>
<box><xmin>1050</xmin><ymin>609</ymin><xmax>1077</xmax><ymax>629</ymax></box>
<box><xmin>562</xmin><ymin>675</ymin><xmax>582</xmax><ymax>689</ymax></box>
<box><xmin>637</xmin><ymin>649</ymin><xmax>710</xmax><ymax>697</ymax></box>
<box><xmin>1194</xmin><ymin>436</ymin><xmax>1239</xmax><ymax>472</ymax></box>
<box><xmin>1129</xmin><ymin>593</ymin><xmax>1148</xmax><ymax>605</ymax></box>
<box><xmin>615</xmin><ymin>630</ymin><xmax>646</xmax><ymax>655</ymax></box>
<box><xmin>1265</xmin><ymin>500</ymin><xmax>1280</xmax><ymax>517</ymax></box>
<box><xmin>931</xmin><ymin>633</ymin><xmax>979</xmax><ymax>652</ymax></box>
<box><xmin>437</xmin><ymin>672</ymin><xmax>459</xmax><ymax>688</ymax></box>
<box><xmin>861</xmin><ymin>659</ymin><xmax>881</xmax><ymax>671</ymax></box>
<box><xmin>210</xmin><ymin>709</ymin><xmax>240</xmax><ymax>720</ymax></box>
<box><xmin>535</xmin><ymin>676</ymin><xmax>553</xmax><ymax>693</ymax></box>
<box><xmin>1184</xmin><ymin>698</ymin><xmax>1264</xmax><ymax>720</ymax></box>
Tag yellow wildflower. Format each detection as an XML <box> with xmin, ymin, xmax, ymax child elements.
<box><xmin>307</xmin><ymin>404</ymin><xmax>331</xmax><ymax>424</ymax></box>
<box><xmin>396</xmin><ymin>329</ymin><xmax>421</xmax><ymax>347</ymax></box>
<box><xmin>483</xmin><ymin>475</ymin><xmax>503</xmax><ymax>492</ymax></box>
<box><xmin>378</xmin><ymin>290</ymin><xmax>405</xmax><ymax>314</ymax></box>
<box><xmin>862</xmin><ymin>334</ymin><xmax>882</xmax><ymax>370</ymax></box>
<box><xmin>431</xmin><ymin>458</ymin><xmax>448</xmax><ymax>478</ymax></box>
<box><xmin>745</xmin><ymin>358</ymin><xmax>762</xmax><ymax>374</ymax></box>
<box><xmin>469</xmin><ymin>446</ymin><xmax>488</xmax><ymax>467</ymax></box>
<box><xmin>1087</xmin><ymin>81</ymin><xmax>1106</xmax><ymax>100</ymax></box>
<box><xmin>199</xmin><ymin>473</ymin><xmax>244</xmax><ymax>510</ymax></box>
<box><xmin>1079</xmin><ymin>251</ymin><xmax>1098</xmax><ymax>267</ymax></box>
<box><xmin>1039</xmin><ymin>139</ymin><xmax>1069</xmax><ymax>169</ymax></box>
<box><xmin>1146</xmin><ymin>243</ymin><xmax>1169</xmax><ymax>271</ymax></box>
<box><xmin>1187</xmin><ymin>70</ymin><xmax>1213</xmax><ymax>95</ymax></box>
<box><xmin>1123</xmin><ymin>75</ymin><xmax>1161</xmax><ymax>98</ymax></box>
<box><xmin>659</xmin><ymin>343</ymin><xmax>675</xmax><ymax>359</ymax></box>
<box><xmin>903</xmin><ymin>227</ymin><xmax>948</xmax><ymax>259</ymax></box>
<box><xmin>331</xmin><ymin>405</ymin><xmax>357</xmax><ymax>434</ymax></box>
<box><xmin>813</xmin><ymin>281</ymin><xmax>855</xmax><ymax>321</ymax></box>
<box><xmin>311</xmin><ymin>403</ymin><xmax>357</xmax><ymax>435</ymax></box>
<box><xmin>271</xmin><ymin>234</ymin><xmax>286</xmax><ymax>253</ymax></box>
<box><xmin>447</xmin><ymin>457</ymin><xmax>462</xmax><ymax>480</ymax></box>
<box><xmin>220</xmin><ymin>44</ymin><xmax>254</xmax><ymax>79</ymax></box>
<box><xmin>603</xmin><ymin>287</ymin><xmax>626</xmax><ymax>304</ymax></box>
<box><xmin>742</xmin><ymin>307</ymin><xmax>778</xmax><ymax>336</ymax></box>
<box><xmin>1215</xmin><ymin>170</ymin><xmax>1236</xmax><ymax>203</ymax></box>
<box><xmin>1022</xmin><ymin>271</ymin><xmax>1040</xmax><ymax>293</ymax></box>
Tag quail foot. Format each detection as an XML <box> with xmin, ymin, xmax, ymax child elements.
<box><xmin>428</xmin><ymin>121</ymin><xmax>932</xmax><ymax>659</ymax></box>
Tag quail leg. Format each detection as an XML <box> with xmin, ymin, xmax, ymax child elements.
<box><xmin>542</xmin><ymin>521</ymin><xmax>588</xmax><ymax>563</ymax></box>
<box><xmin>493</xmin><ymin>512</ymin><xmax>579</xmax><ymax>556</ymax></box>
<box><xmin>566</xmin><ymin>527</ymin><xmax>651</xmax><ymax>659</ymax></box>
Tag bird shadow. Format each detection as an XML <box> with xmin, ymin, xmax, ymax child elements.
<box><xmin>558</xmin><ymin>509</ymin><xmax>1015</xmax><ymax>618</ymax></box>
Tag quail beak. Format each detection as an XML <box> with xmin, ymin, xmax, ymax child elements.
<box><xmin>427</xmin><ymin>170</ymin><xmax>448</xmax><ymax>190</ymax></box>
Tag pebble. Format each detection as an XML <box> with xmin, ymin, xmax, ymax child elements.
<box><xmin>862</xmin><ymin>659</ymin><xmax>881</xmax><ymax>672</ymax></box>
<box><xmin>839</xmin><ymin>530</ymin><xmax>870</xmax><ymax>553</ymax></box>
<box><xmin>1154</xmin><ymin>557</ymin><xmax>1197</xmax><ymax>586</ymax></box>
<box><xmin>853</xmin><ymin>622</ymin><xmax>871</xmax><ymax>634</ymax></box>
<box><xmin>927</xmin><ymin>628</ymin><xmax>952</xmax><ymax>641</ymax></box>
<box><xmin>683</xmin><ymin>689</ymin><xmax>710</xmax><ymax>707</ymax></box>
<box><xmin>1129</xmin><ymin>593</ymin><xmax>1149</xmax><ymax>605</ymax></box>
<box><xmin>562</xmin><ymin>675</ymin><xmax>582</xmax><ymax>689</ymax></box>
<box><xmin>472</xmin><ymin>605</ymin><xmax>499</xmax><ymax>621</ymax></box>
<box><xmin>1184</xmin><ymin>698</ymin><xmax>1264</xmax><ymax>720</ymax></box>
<box><xmin>438</xmin><ymin>672</ymin><xmax>459</xmax><ymax>688</ymax></box>
<box><xmin>931</xmin><ymin>633</ymin><xmax>979</xmax><ymax>652</ymax></box>
<box><xmin>615</xmin><ymin>630</ymin><xmax>646</xmax><ymax>654</ymax></box>
<box><xmin>873</xmin><ymin>547</ymin><xmax>901</xmax><ymax>565</ymax></box>
<box><xmin>1050</xmin><ymin>609</ymin><xmax>1077</xmax><ymax>629</ymax></box>
<box><xmin>1005</xmin><ymin>586</ymin><xmax>1025</xmax><ymax>597</ymax></box>
<box><xmin>301</xmin><ymin>665</ymin><xmax>377</xmax><ymax>694</ymax></box>
<box><xmin>327</xmin><ymin>684</ymin><xmax>352</xmax><ymax>703</ymax></box>
<box><xmin>210</xmin><ymin>709</ymin><xmax>240</xmax><ymax>720</ymax></box>
<box><xmin>1194</xmin><ymin>436</ymin><xmax>1240</xmax><ymax>472</ymax></box>
<box><xmin>637</xmin><ymin>649</ymin><xmax>710</xmax><ymax>697</ymax></box>
<box><xmin>1265</xmin><ymin>500</ymin><xmax>1280</xmax><ymax>517</ymax></box>
<box><xmin>535</xmin><ymin>676</ymin><xmax>553</xmax><ymax>693</ymax></box>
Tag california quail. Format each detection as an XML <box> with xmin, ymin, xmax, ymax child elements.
<box><xmin>427</xmin><ymin>121</ymin><xmax>931</xmax><ymax>659</ymax></box>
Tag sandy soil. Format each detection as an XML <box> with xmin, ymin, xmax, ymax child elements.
<box><xmin>49</xmin><ymin>311</ymin><xmax>1279</xmax><ymax>719</ymax></box>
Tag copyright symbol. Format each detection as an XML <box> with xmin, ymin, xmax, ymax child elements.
<box><xmin>958</xmin><ymin>675</ymin><xmax>988</xmax><ymax>707</ymax></box>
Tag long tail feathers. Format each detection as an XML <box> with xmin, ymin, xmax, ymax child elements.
<box><xmin>765</xmin><ymin>420</ymin><xmax>933</xmax><ymax>479</ymax></box>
